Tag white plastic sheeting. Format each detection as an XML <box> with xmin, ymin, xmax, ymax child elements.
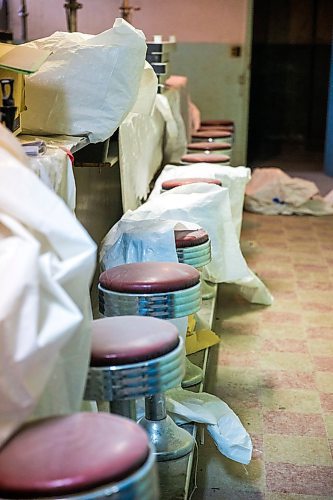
<box><xmin>245</xmin><ymin>168</ymin><xmax>333</xmax><ymax>216</ymax></box>
<box><xmin>119</xmin><ymin>104</ymin><xmax>164</xmax><ymax>211</ymax></box>
<box><xmin>100</xmin><ymin>217</ymin><xmax>202</xmax><ymax>272</ymax></box>
<box><xmin>119</xmin><ymin>84</ymin><xmax>188</xmax><ymax>212</ymax></box>
<box><xmin>155</xmin><ymin>90</ymin><xmax>187</xmax><ymax>164</ymax></box>
<box><xmin>20</xmin><ymin>134</ymin><xmax>89</xmax><ymax>210</ymax></box>
<box><xmin>103</xmin><ymin>184</ymin><xmax>272</xmax><ymax>305</ymax></box>
<box><xmin>150</xmin><ymin>163</ymin><xmax>251</xmax><ymax>239</ymax></box>
<box><xmin>166</xmin><ymin>388</ymin><xmax>252</xmax><ymax>465</ymax></box>
<box><xmin>22</xmin><ymin>19</ymin><xmax>147</xmax><ymax>143</ymax></box>
<box><xmin>27</xmin><ymin>145</ymin><xmax>75</xmax><ymax>210</ymax></box>
<box><xmin>0</xmin><ymin>126</ymin><xmax>96</xmax><ymax>447</ymax></box>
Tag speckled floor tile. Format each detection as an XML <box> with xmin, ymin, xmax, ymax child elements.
<box><xmin>264</xmin><ymin>434</ymin><xmax>333</xmax><ymax>466</ymax></box>
<box><xmin>261</xmin><ymin>388</ymin><xmax>322</xmax><ymax>413</ymax></box>
<box><xmin>263</xmin><ymin>411</ymin><xmax>327</xmax><ymax>437</ymax></box>
<box><xmin>307</xmin><ymin>339</ymin><xmax>333</xmax><ymax>357</ymax></box>
<box><xmin>259</xmin><ymin>352</ymin><xmax>313</xmax><ymax>372</ymax></box>
<box><xmin>323</xmin><ymin>413</ymin><xmax>333</xmax><ymax>439</ymax></box>
<box><xmin>266</xmin><ymin>462</ymin><xmax>333</xmax><ymax>495</ymax></box>
<box><xmin>192</xmin><ymin>211</ymin><xmax>333</xmax><ymax>500</ymax></box>
<box><xmin>315</xmin><ymin>372</ymin><xmax>333</xmax><ymax>393</ymax></box>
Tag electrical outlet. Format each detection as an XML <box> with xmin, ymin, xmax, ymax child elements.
<box><xmin>231</xmin><ymin>46</ymin><xmax>242</xmax><ymax>57</ymax></box>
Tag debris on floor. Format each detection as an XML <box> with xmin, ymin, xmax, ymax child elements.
<box><xmin>245</xmin><ymin>167</ymin><xmax>333</xmax><ymax>216</ymax></box>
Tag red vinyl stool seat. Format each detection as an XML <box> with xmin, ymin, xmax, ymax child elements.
<box><xmin>99</xmin><ymin>262</ymin><xmax>200</xmax><ymax>296</ymax></box>
<box><xmin>90</xmin><ymin>316</ymin><xmax>179</xmax><ymax>366</ymax></box>
<box><xmin>161</xmin><ymin>177</ymin><xmax>222</xmax><ymax>190</ymax></box>
<box><xmin>201</xmin><ymin>119</ymin><xmax>234</xmax><ymax>127</ymax></box>
<box><xmin>181</xmin><ymin>153</ymin><xmax>230</xmax><ymax>164</ymax></box>
<box><xmin>199</xmin><ymin>125</ymin><xmax>234</xmax><ymax>132</ymax></box>
<box><xmin>84</xmin><ymin>316</ymin><xmax>191</xmax><ymax>462</ymax></box>
<box><xmin>187</xmin><ymin>141</ymin><xmax>231</xmax><ymax>152</ymax></box>
<box><xmin>0</xmin><ymin>413</ymin><xmax>158</xmax><ymax>499</ymax></box>
<box><xmin>174</xmin><ymin>228</ymin><xmax>209</xmax><ymax>248</ymax></box>
<box><xmin>191</xmin><ymin>130</ymin><xmax>232</xmax><ymax>143</ymax></box>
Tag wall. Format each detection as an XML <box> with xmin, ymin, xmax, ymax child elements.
<box><xmin>8</xmin><ymin>0</ymin><xmax>252</xmax><ymax>164</ymax></box>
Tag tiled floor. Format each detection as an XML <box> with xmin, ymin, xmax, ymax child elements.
<box><xmin>192</xmin><ymin>210</ymin><xmax>333</xmax><ymax>499</ymax></box>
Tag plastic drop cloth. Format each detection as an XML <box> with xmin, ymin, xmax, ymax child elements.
<box><xmin>119</xmin><ymin>104</ymin><xmax>164</xmax><ymax>211</ymax></box>
<box><xmin>26</xmin><ymin>144</ymin><xmax>75</xmax><ymax>210</ymax></box>
<box><xmin>149</xmin><ymin>163</ymin><xmax>251</xmax><ymax>239</ymax></box>
<box><xmin>22</xmin><ymin>19</ymin><xmax>147</xmax><ymax>143</ymax></box>
<box><xmin>100</xmin><ymin>216</ymin><xmax>200</xmax><ymax>272</ymax></box>
<box><xmin>104</xmin><ymin>184</ymin><xmax>272</xmax><ymax>305</ymax></box>
<box><xmin>245</xmin><ymin>168</ymin><xmax>333</xmax><ymax>216</ymax></box>
<box><xmin>166</xmin><ymin>388</ymin><xmax>252</xmax><ymax>464</ymax></box>
<box><xmin>0</xmin><ymin>125</ymin><xmax>96</xmax><ymax>447</ymax></box>
<box><xmin>155</xmin><ymin>90</ymin><xmax>187</xmax><ymax>163</ymax></box>
<box><xmin>325</xmin><ymin>189</ymin><xmax>333</xmax><ymax>206</ymax></box>
<box><xmin>119</xmin><ymin>77</ymin><xmax>187</xmax><ymax>211</ymax></box>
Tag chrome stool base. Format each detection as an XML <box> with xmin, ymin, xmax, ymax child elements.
<box><xmin>139</xmin><ymin>415</ymin><xmax>194</xmax><ymax>462</ymax></box>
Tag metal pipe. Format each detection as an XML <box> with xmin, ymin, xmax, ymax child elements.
<box><xmin>144</xmin><ymin>393</ymin><xmax>167</xmax><ymax>421</ymax></box>
<box><xmin>110</xmin><ymin>400</ymin><xmax>137</xmax><ymax>420</ymax></box>
<box><xmin>64</xmin><ymin>0</ymin><xmax>82</xmax><ymax>33</ymax></box>
<box><xmin>17</xmin><ymin>0</ymin><xmax>28</xmax><ymax>42</ymax></box>
<box><xmin>119</xmin><ymin>0</ymin><xmax>140</xmax><ymax>25</ymax></box>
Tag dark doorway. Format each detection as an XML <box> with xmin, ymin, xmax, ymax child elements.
<box><xmin>0</xmin><ymin>0</ymin><xmax>8</xmax><ymax>31</ymax></box>
<box><xmin>248</xmin><ymin>0</ymin><xmax>333</xmax><ymax>167</ymax></box>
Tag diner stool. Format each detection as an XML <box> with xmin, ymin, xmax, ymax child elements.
<box><xmin>174</xmin><ymin>228</ymin><xmax>211</xmax><ymax>269</ymax></box>
<box><xmin>181</xmin><ymin>152</ymin><xmax>230</xmax><ymax>164</ymax></box>
<box><xmin>175</xmin><ymin>227</ymin><xmax>214</xmax><ymax>302</ymax></box>
<box><xmin>191</xmin><ymin>129</ymin><xmax>233</xmax><ymax>144</ymax></box>
<box><xmin>98</xmin><ymin>262</ymin><xmax>202</xmax><ymax>388</ymax></box>
<box><xmin>161</xmin><ymin>177</ymin><xmax>222</xmax><ymax>191</ymax></box>
<box><xmin>85</xmin><ymin>316</ymin><xmax>194</xmax><ymax>461</ymax></box>
<box><xmin>0</xmin><ymin>413</ymin><xmax>159</xmax><ymax>499</ymax></box>
<box><xmin>187</xmin><ymin>141</ymin><xmax>232</xmax><ymax>155</ymax></box>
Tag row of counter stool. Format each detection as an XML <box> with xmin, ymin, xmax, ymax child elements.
<box><xmin>94</xmin><ymin>262</ymin><xmax>201</xmax><ymax>462</ymax></box>
<box><xmin>0</xmin><ymin>152</ymin><xmax>231</xmax><ymax>498</ymax></box>
<box><xmin>181</xmin><ymin>118</ymin><xmax>235</xmax><ymax>165</ymax></box>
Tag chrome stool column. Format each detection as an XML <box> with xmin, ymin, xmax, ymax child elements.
<box><xmin>191</xmin><ymin>129</ymin><xmax>233</xmax><ymax>144</ymax></box>
<box><xmin>84</xmin><ymin>316</ymin><xmax>194</xmax><ymax>461</ymax></box>
<box><xmin>0</xmin><ymin>413</ymin><xmax>159</xmax><ymax>499</ymax></box>
<box><xmin>187</xmin><ymin>141</ymin><xmax>232</xmax><ymax>156</ymax></box>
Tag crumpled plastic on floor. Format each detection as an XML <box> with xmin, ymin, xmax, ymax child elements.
<box><xmin>324</xmin><ymin>189</ymin><xmax>333</xmax><ymax>206</ymax></box>
<box><xmin>166</xmin><ymin>387</ymin><xmax>252</xmax><ymax>465</ymax></box>
<box><xmin>245</xmin><ymin>167</ymin><xmax>333</xmax><ymax>216</ymax></box>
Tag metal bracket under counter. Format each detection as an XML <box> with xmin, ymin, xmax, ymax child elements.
<box><xmin>158</xmin><ymin>284</ymin><xmax>217</xmax><ymax>500</ymax></box>
<box><xmin>73</xmin><ymin>135</ymin><xmax>119</xmax><ymax>168</ymax></box>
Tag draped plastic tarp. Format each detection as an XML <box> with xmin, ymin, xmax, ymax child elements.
<box><xmin>245</xmin><ymin>168</ymin><xmax>333</xmax><ymax>216</ymax></box>
<box><xmin>0</xmin><ymin>125</ymin><xmax>96</xmax><ymax>447</ymax></box>
<box><xmin>101</xmin><ymin>184</ymin><xmax>272</xmax><ymax>305</ymax></box>
<box><xmin>118</xmin><ymin>83</ymin><xmax>188</xmax><ymax>211</ymax></box>
<box><xmin>150</xmin><ymin>163</ymin><xmax>251</xmax><ymax>239</ymax></box>
<box><xmin>22</xmin><ymin>19</ymin><xmax>147</xmax><ymax>143</ymax></box>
